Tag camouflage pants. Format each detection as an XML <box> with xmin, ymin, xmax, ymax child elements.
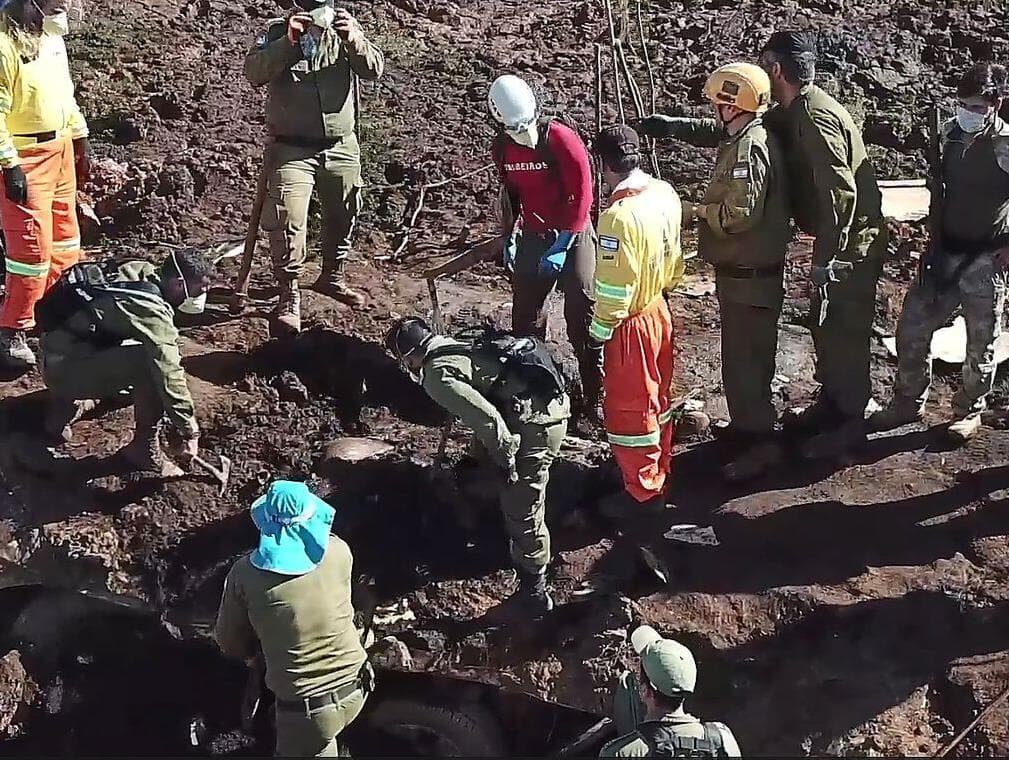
<box><xmin>500</xmin><ymin>417</ymin><xmax>568</xmax><ymax>574</ymax></box>
<box><xmin>893</xmin><ymin>253</ymin><xmax>1008</xmax><ymax>415</ymax></box>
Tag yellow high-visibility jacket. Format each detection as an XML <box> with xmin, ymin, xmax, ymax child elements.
<box><xmin>590</xmin><ymin>171</ymin><xmax>684</xmax><ymax>341</ymax></box>
<box><xmin>0</xmin><ymin>31</ymin><xmax>88</xmax><ymax>168</ymax></box>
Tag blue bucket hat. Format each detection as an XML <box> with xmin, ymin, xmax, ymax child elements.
<box><xmin>250</xmin><ymin>481</ymin><xmax>335</xmax><ymax>575</ymax></box>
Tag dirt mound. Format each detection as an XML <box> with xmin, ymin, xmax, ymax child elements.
<box><xmin>0</xmin><ymin>0</ymin><xmax>1007</xmax><ymax>755</ymax></box>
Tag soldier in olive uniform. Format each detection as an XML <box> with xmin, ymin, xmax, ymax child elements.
<box><xmin>759</xmin><ymin>31</ymin><xmax>888</xmax><ymax>460</ymax></box>
<box><xmin>245</xmin><ymin>1</ymin><xmax>384</xmax><ymax>336</ymax></box>
<box><xmin>40</xmin><ymin>251</ymin><xmax>211</xmax><ymax>477</ymax></box>
<box><xmin>640</xmin><ymin>63</ymin><xmax>790</xmax><ymax>482</ymax></box>
<box><xmin>871</xmin><ymin>63</ymin><xmax>1009</xmax><ymax>443</ymax></box>
<box><xmin>600</xmin><ymin>625</ymin><xmax>741</xmax><ymax>758</ymax></box>
<box><xmin>386</xmin><ymin>317</ymin><xmax>570</xmax><ymax>617</ymax></box>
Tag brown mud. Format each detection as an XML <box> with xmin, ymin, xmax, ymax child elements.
<box><xmin>1</xmin><ymin>0</ymin><xmax>1009</xmax><ymax>756</ymax></box>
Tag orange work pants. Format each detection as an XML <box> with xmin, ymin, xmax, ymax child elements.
<box><xmin>0</xmin><ymin>135</ymin><xmax>81</xmax><ymax>330</ymax></box>
<box><xmin>603</xmin><ymin>296</ymin><xmax>675</xmax><ymax>502</ymax></box>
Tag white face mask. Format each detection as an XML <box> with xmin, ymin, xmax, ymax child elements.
<box><xmin>43</xmin><ymin>12</ymin><xmax>70</xmax><ymax>36</ymax></box>
<box><xmin>507</xmin><ymin>122</ymin><xmax>539</xmax><ymax>149</ymax></box>
<box><xmin>956</xmin><ymin>106</ymin><xmax>992</xmax><ymax>134</ymax></box>
<box><xmin>177</xmin><ymin>291</ymin><xmax>208</xmax><ymax>315</ymax></box>
<box><xmin>309</xmin><ymin>5</ymin><xmax>336</xmax><ymax>29</ymax></box>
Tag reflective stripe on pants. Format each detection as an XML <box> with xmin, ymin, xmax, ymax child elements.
<box><xmin>603</xmin><ymin>296</ymin><xmax>674</xmax><ymax>502</ymax></box>
<box><xmin>0</xmin><ymin>134</ymin><xmax>81</xmax><ymax>330</ymax></box>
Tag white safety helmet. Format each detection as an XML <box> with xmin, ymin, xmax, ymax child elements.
<box><xmin>489</xmin><ymin>75</ymin><xmax>539</xmax><ymax>147</ymax></box>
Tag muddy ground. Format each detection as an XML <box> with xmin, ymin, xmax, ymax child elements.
<box><xmin>1</xmin><ymin>0</ymin><xmax>1009</xmax><ymax>755</ymax></box>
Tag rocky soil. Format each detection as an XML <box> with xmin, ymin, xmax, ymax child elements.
<box><xmin>0</xmin><ymin>0</ymin><xmax>1008</xmax><ymax>756</ymax></box>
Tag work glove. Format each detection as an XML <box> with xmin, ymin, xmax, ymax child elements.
<box><xmin>503</xmin><ymin>230</ymin><xmax>519</xmax><ymax>272</ymax></box>
<box><xmin>73</xmin><ymin>137</ymin><xmax>91</xmax><ymax>187</ymax></box>
<box><xmin>500</xmin><ymin>433</ymin><xmax>521</xmax><ymax>484</ymax></box>
<box><xmin>638</xmin><ymin>114</ymin><xmax>676</xmax><ymax>139</ymax></box>
<box><xmin>810</xmin><ymin>259</ymin><xmax>854</xmax><ymax>286</ymax></box>
<box><xmin>3</xmin><ymin>166</ymin><xmax>27</xmax><ymax>204</ymax></box>
<box><xmin>538</xmin><ymin>231</ymin><xmax>576</xmax><ymax>277</ymax></box>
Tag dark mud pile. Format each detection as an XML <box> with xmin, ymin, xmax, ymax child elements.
<box><xmin>0</xmin><ymin>0</ymin><xmax>1007</xmax><ymax>756</ymax></box>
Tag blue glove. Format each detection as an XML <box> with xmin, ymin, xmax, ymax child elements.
<box><xmin>538</xmin><ymin>231</ymin><xmax>576</xmax><ymax>277</ymax></box>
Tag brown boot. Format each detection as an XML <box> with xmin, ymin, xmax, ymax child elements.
<box><xmin>272</xmin><ymin>278</ymin><xmax>302</xmax><ymax>337</ymax></box>
<box><xmin>313</xmin><ymin>262</ymin><xmax>365</xmax><ymax>308</ymax></box>
<box><xmin>120</xmin><ymin>384</ymin><xmax>184</xmax><ymax>477</ymax></box>
<box><xmin>45</xmin><ymin>397</ymin><xmax>99</xmax><ymax>442</ymax></box>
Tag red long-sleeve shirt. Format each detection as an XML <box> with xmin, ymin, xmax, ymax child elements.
<box><xmin>494</xmin><ymin>120</ymin><xmax>593</xmax><ymax>233</ymax></box>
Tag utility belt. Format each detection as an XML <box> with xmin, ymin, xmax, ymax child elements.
<box><xmin>715</xmin><ymin>262</ymin><xmax>784</xmax><ymax>279</ymax></box>
<box><xmin>942</xmin><ymin>233</ymin><xmax>1009</xmax><ymax>257</ymax></box>
<box><xmin>275</xmin><ymin>661</ymin><xmax>374</xmax><ymax>716</ymax></box>
<box><xmin>273</xmin><ymin>134</ymin><xmax>347</xmax><ymax>149</ymax></box>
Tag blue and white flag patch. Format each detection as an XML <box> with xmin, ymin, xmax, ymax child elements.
<box><xmin>599</xmin><ymin>236</ymin><xmax>620</xmax><ymax>252</ymax></box>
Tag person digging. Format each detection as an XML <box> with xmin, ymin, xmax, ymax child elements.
<box><xmin>38</xmin><ymin>250</ymin><xmax>211</xmax><ymax>477</ymax></box>
<box><xmin>386</xmin><ymin>316</ymin><xmax>570</xmax><ymax>617</ymax></box>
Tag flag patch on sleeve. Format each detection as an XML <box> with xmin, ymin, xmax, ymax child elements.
<box><xmin>732</xmin><ymin>165</ymin><xmax>749</xmax><ymax>179</ymax></box>
<box><xmin>599</xmin><ymin>236</ymin><xmax>620</xmax><ymax>252</ymax></box>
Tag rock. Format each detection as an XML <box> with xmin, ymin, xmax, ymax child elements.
<box><xmin>272</xmin><ymin>372</ymin><xmax>309</xmax><ymax>404</ymax></box>
<box><xmin>322</xmin><ymin>437</ymin><xmax>394</xmax><ymax>464</ymax></box>
<box><xmin>0</xmin><ymin>650</ymin><xmax>36</xmax><ymax>736</ymax></box>
<box><xmin>371</xmin><ymin>636</ymin><xmax>414</xmax><ymax>670</ymax></box>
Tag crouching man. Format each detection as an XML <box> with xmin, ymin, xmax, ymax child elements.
<box><xmin>38</xmin><ymin>251</ymin><xmax>210</xmax><ymax>476</ymax></box>
<box><xmin>214</xmin><ymin>481</ymin><xmax>373</xmax><ymax>757</ymax></box>
<box><xmin>386</xmin><ymin>317</ymin><xmax>570</xmax><ymax>617</ymax></box>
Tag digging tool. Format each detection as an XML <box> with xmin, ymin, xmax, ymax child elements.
<box><xmin>232</xmin><ymin>165</ymin><xmax>270</xmax><ymax>314</ymax></box>
<box><xmin>937</xmin><ymin>683</ymin><xmax>1009</xmax><ymax>757</ymax></box>
<box><xmin>190</xmin><ymin>452</ymin><xmax>231</xmax><ymax>495</ymax></box>
<box><xmin>423</xmin><ymin>234</ymin><xmax>503</xmax><ymax>280</ymax></box>
<box><xmin>554</xmin><ymin>717</ymin><xmax>615</xmax><ymax>757</ymax></box>
<box><xmin>427</xmin><ymin>277</ymin><xmax>445</xmax><ymax>334</ymax></box>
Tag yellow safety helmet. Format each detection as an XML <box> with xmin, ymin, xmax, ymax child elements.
<box><xmin>704</xmin><ymin>63</ymin><xmax>772</xmax><ymax>114</ymax></box>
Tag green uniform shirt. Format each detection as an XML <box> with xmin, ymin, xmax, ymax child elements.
<box><xmin>599</xmin><ymin>711</ymin><xmax>742</xmax><ymax>757</ymax></box>
<box><xmin>657</xmin><ymin>116</ymin><xmax>791</xmax><ymax>270</ymax></box>
<box><xmin>765</xmin><ymin>84</ymin><xmax>885</xmax><ymax>266</ymax></box>
<box><xmin>244</xmin><ymin>19</ymin><xmax>384</xmax><ymax>141</ymax></box>
<box><xmin>214</xmin><ymin>536</ymin><xmax>367</xmax><ymax>702</ymax></box>
<box><xmin>41</xmin><ymin>261</ymin><xmax>197</xmax><ymax>436</ymax></box>
<box><xmin>940</xmin><ymin>116</ymin><xmax>1009</xmax><ymax>245</ymax></box>
<box><xmin>419</xmin><ymin>336</ymin><xmax>570</xmax><ymax>468</ymax></box>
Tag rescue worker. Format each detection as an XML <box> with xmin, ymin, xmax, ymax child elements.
<box><xmin>759</xmin><ymin>30</ymin><xmax>888</xmax><ymax>459</ymax></box>
<box><xmin>600</xmin><ymin>625</ymin><xmax>741</xmax><ymax>757</ymax></box>
<box><xmin>385</xmin><ymin>316</ymin><xmax>570</xmax><ymax>616</ymax></box>
<box><xmin>214</xmin><ymin>481</ymin><xmax>373</xmax><ymax>757</ymax></box>
<box><xmin>640</xmin><ymin>63</ymin><xmax>791</xmax><ymax>482</ymax></box>
<box><xmin>871</xmin><ymin>63</ymin><xmax>1009</xmax><ymax>443</ymax></box>
<box><xmin>488</xmin><ymin>74</ymin><xmax>603</xmax><ymax>418</ymax></box>
<box><xmin>245</xmin><ymin>1</ymin><xmax>384</xmax><ymax>337</ymax></box>
<box><xmin>0</xmin><ymin>0</ymin><xmax>90</xmax><ymax>368</ymax></box>
<box><xmin>589</xmin><ymin>125</ymin><xmax>683</xmax><ymax>517</ymax></box>
<box><xmin>38</xmin><ymin>251</ymin><xmax>209</xmax><ymax>477</ymax></box>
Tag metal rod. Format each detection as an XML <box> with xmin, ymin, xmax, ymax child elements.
<box><xmin>603</xmin><ymin>0</ymin><xmax>625</xmax><ymax>123</ymax></box>
<box><xmin>937</xmin><ymin>685</ymin><xmax>1009</xmax><ymax>757</ymax></box>
<box><xmin>595</xmin><ymin>42</ymin><xmax>604</xmax><ymax>221</ymax></box>
<box><xmin>554</xmin><ymin>717</ymin><xmax>615</xmax><ymax>757</ymax></box>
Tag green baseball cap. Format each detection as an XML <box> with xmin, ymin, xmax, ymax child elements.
<box><xmin>631</xmin><ymin>625</ymin><xmax>697</xmax><ymax>697</ymax></box>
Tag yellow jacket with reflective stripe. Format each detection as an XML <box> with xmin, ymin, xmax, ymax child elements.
<box><xmin>591</xmin><ymin>171</ymin><xmax>684</xmax><ymax>341</ymax></box>
<box><xmin>0</xmin><ymin>30</ymin><xmax>88</xmax><ymax>168</ymax></box>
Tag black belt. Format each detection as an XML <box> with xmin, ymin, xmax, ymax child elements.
<box><xmin>15</xmin><ymin>131</ymin><xmax>58</xmax><ymax>143</ymax></box>
<box><xmin>276</xmin><ymin>678</ymin><xmax>363</xmax><ymax>714</ymax></box>
<box><xmin>715</xmin><ymin>263</ymin><xmax>783</xmax><ymax>279</ymax></box>
<box><xmin>943</xmin><ymin>234</ymin><xmax>1009</xmax><ymax>256</ymax></box>
<box><xmin>274</xmin><ymin>134</ymin><xmax>346</xmax><ymax>148</ymax></box>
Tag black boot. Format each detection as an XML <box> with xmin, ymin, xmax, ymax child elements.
<box><xmin>508</xmin><ymin>569</ymin><xmax>556</xmax><ymax>617</ymax></box>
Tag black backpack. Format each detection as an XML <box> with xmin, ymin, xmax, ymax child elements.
<box><xmin>434</xmin><ymin>327</ymin><xmax>568</xmax><ymax>406</ymax></box>
<box><xmin>36</xmin><ymin>261</ymin><xmax>163</xmax><ymax>337</ymax></box>
<box><xmin>637</xmin><ymin>722</ymin><xmax>725</xmax><ymax>758</ymax></box>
